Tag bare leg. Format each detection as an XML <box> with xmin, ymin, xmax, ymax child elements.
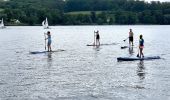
<box><xmin>140</xmin><ymin>48</ymin><xmax>142</xmax><ymax>58</ymax></box>
<box><xmin>96</xmin><ymin>39</ymin><xmax>99</xmax><ymax>46</ymax></box>
<box><xmin>129</xmin><ymin>41</ymin><xmax>132</xmax><ymax>46</ymax></box>
<box><xmin>140</xmin><ymin>48</ymin><xmax>144</xmax><ymax>58</ymax></box>
<box><xmin>50</xmin><ymin>45</ymin><xmax>52</xmax><ymax>51</ymax></box>
<box><xmin>96</xmin><ymin>39</ymin><xmax>100</xmax><ymax>46</ymax></box>
<box><xmin>47</xmin><ymin>45</ymin><xmax>50</xmax><ymax>52</ymax></box>
<box><xmin>141</xmin><ymin>48</ymin><xmax>144</xmax><ymax>57</ymax></box>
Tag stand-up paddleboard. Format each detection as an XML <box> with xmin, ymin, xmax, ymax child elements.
<box><xmin>87</xmin><ymin>44</ymin><xmax>99</xmax><ymax>46</ymax></box>
<box><xmin>30</xmin><ymin>49</ymin><xmax>65</xmax><ymax>54</ymax></box>
<box><xmin>117</xmin><ymin>56</ymin><xmax>161</xmax><ymax>61</ymax></box>
<box><xmin>87</xmin><ymin>43</ymin><xmax>117</xmax><ymax>46</ymax></box>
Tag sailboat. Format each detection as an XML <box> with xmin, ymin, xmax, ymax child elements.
<box><xmin>0</xmin><ymin>18</ymin><xmax>5</xmax><ymax>29</ymax></box>
<box><xmin>42</xmin><ymin>17</ymin><xmax>49</xmax><ymax>29</ymax></box>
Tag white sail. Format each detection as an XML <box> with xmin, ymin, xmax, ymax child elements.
<box><xmin>45</xmin><ymin>17</ymin><xmax>49</xmax><ymax>28</ymax></box>
<box><xmin>0</xmin><ymin>18</ymin><xmax>5</xmax><ymax>29</ymax></box>
<box><xmin>42</xmin><ymin>17</ymin><xmax>49</xmax><ymax>29</ymax></box>
<box><xmin>42</xmin><ymin>20</ymin><xmax>45</xmax><ymax>26</ymax></box>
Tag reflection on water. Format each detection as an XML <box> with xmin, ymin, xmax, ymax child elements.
<box><xmin>47</xmin><ymin>53</ymin><xmax>52</xmax><ymax>62</ymax></box>
<box><xmin>93</xmin><ymin>45</ymin><xmax>101</xmax><ymax>51</ymax></box>
<box><xmin>46</xmin><ymin>53</ymin><xmax>53</xmax><ymax>69</ymax></box>
<box><xmin>137</xmin><ymin>61</ymin><xmax>145</xmax><ymax>80</ymax></box>
<box><xmin>128</xmin><ymin>46</ymin><xmax>134</xmax><ymax>55</ymax></box>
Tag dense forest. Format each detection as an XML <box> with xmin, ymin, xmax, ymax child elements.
<box><xmin>0</xmin><ymin>0</ymin><xmax>170</xmax><ymax>25</ymax></box>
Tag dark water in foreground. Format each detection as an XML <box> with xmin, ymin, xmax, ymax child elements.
<box><xmin>0</xmin><ymin>26</ymin><xmax>170</xmax><ymax>100</ymax></box>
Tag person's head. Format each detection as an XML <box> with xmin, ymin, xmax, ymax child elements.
<box><xmin>140</xmin><ymin>35</ymin><xmax>143</xmax><ymax>39</ymax></box>
<box><xmin>130</xmin><ymin>29</ymin><xmax>132</xmax><ymax>32</ymax></box>
<box><xmin>47</xmin><ymin>31</ymin><xmax>50</xmax><ymax>35</ymax></box>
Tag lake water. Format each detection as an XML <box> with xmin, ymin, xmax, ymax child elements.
<box><xmin>0</xmin><ymin>25</ymin><xmax>170</xmax><ymax>100</ymax></box>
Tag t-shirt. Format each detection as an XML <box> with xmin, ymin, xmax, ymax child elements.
<box><xmin>139</xmin><ymin>39</ymin><xmax>144</xmax><ymax>46</ymax></box>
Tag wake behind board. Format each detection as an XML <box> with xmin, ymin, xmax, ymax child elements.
<box><xmin>117</xmin><ymin>56</ymin><xmax>161</xmax><ymax>61</ymax></box>
<box><xmin>30</xmin><ymin>49</ymin><xmax>65</xmax><ymax>54</ymax></box>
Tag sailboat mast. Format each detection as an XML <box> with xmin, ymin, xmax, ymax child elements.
<box><xmin>45</xmin><ymin>17</ymin><xmax>48</xmax><ymax>28</ymax></box>
<box><xmin>1</xmin><ymin>18</ymin><xmax>4</xmax><ymax>27</ymax></box>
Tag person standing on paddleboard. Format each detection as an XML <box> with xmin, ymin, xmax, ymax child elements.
<box><xmin>139</xmin><ymin>35</ymin><xmax>144</xmax><ymax>58</ymax></box>
<box><xmin>129</xmin><ymin>29</ymin><xmax>134</xmax><ymax>46</ymax></box>
<box><xmin>95</xmin><ymin>30</ymin><xmax>100</xmax><ymax>46</ymax></box>
<box><xmin>45</xmin><ymin>31</ymin><xmax>52</xmax><ymax>52</ymax></box>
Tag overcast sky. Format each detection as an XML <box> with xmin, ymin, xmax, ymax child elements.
<box><xmin>144</xmin><ymin>0</ymin><xmax>170</xmax><ymax>2</ymax></box>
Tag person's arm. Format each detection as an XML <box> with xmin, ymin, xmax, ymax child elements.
<box><xmin>94</xmin><ymin>31</ymin><xmax>96</xmax><ymax>36</ymax></box>
<box><xmin>45</xmin><ymin>36</ymin><xmax>48</xmax><ymax>40</ymax></box>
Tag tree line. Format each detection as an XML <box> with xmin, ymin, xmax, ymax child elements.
<box><xmin>0</xmin><ymin>0</ymin><xmax>170</xmax><ymax>25</ymax></box>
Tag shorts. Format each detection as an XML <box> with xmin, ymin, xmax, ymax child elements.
<box><xmin>129</xmin><ymin>37</ymin><xmax>133</xmax><ymax>42</ymax></box>
<box><xmin>139</xmin><ymin>46</ymin><xmax>144</xmax><ymax>49</ymax></box>
<box><xmin>96</xmin><ymin>38</ymin><xmax>100</xmax><ymax>40</ymax></box>
<box><xmin>96</xmin><ymin>36</ymin><xmax>100</xmax><ymax>40</ymax></box>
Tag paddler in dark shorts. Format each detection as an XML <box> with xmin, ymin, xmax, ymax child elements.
<box><xmin>95</xmin><ymin>30</ymin><xmax>100</xmax><ymax>46</ymax></box>
<box><xmin>129</xmin><ymin>29</ymin><xmax>134</xmax><ymax>46</ymax></box>
<box><xmin>139</xmin><ymin>35</ymin><xmax>144</xmax><ymax>58</ymax></box>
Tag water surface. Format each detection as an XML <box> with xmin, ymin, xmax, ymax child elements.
<box><xmin>0</xmin><ymin>25</ymin><xmax>169</xmax><ymax>100</ymax></box>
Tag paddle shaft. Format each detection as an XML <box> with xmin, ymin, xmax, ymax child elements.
<box><xmin>44</xmin><ymin>33</ymin><xmax>46</xmax><ymax>50</ymax></box>
<box><xmin>94</xmin><ymin>31</ymin><xmax>96</xmax><ymax>45</ymax></box>
<box><xmin>124</xmin><ymin>37</ymin><xmax>129</xmax><ymax>42</ymax></box>
<box><xmin>137</xmin><ymin>46</ymin><xmax>139</xmax><ymax>57</ymax></box>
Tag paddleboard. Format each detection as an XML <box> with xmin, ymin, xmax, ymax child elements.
<box><xmin>30</xmin><ymin>49</ymin><xmax>65</xmax><ymax>54</ymax></box>
<box><xmin>87</xmin><ymin>44</ymin><xmax>99</xmax><ymax>46</ymax></box>
<box><xmin>117</xmin><ymin>56</ymin><xmax>161</xmax><ymax>61</ymax></box>
<box><xmin>87</xmin><ymin>43</ymin><xmax>117</xmax><ymax>46</ymax></box>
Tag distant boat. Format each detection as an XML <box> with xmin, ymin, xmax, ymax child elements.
<box><xmin>42</xmin><ymin>17</ymin><xmax>49</xmax><ymax>29</ymax></box>
<box><xmin>0</xmin><ymin>18</ymin><xmax>5</xmax><ymax>29</ymax></box>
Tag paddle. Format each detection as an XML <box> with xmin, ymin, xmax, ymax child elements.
<box><xmin>137</xmin><ymin>47</ymin><xmax>139</xmax><ymax>57</ymax></box>
<box><xmin>120</xmin><ymin>37</ymin><xmax>129</xmax><ymax>49</ymax></box>
<box><xmin>44</xmin><ymin>32</ymin><xmax>46</xmax><ymax>50</ymax></box>
<box><xmin>123</xmin><ymin>37</ymin><xmax>129</xmax><ymax>42</ymax></box>
<box><xmin>94</xmin><ymin>31</ymin><xmax>96</xmax><ymax>45</ymax></box>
